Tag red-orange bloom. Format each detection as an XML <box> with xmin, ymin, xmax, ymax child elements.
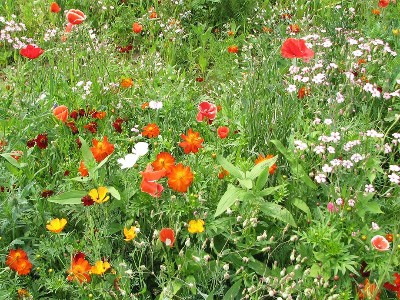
<box><xmin>281</xmin><ymin>38</ymin><xmax>314</xmax><ymax>62</ymax></box>
<box><xmin>167</xmin><ymin>163</ymin><xmax>194</xmax><ymax>193</ymax></box>
<box><xmin>255</xmin><ymin>154</ymin><xmax>277</xmax><ymax>175</ymax></box>
<box><xmin>228</xmin><ymin>45</ymin><xmax>239</xmax><ymax>53</ymax></box>
<box><xmin>140</xmin><ymin>165</ymin><xmax>166</xmax><ymax>197</ymax></box>
<box><xmin>372</xmin><ymin>9</ymin><xmax>381</xmax><ymax>15</ymax></box>
<box><xmin>152</xmin><ymin>152</ymin><xmax>175</xmax><ymax>174</ymax></box>
<box><xmin>378</xmin><ymin>0</ymin><xmax>390</xmax><ymax>7</ymax></box>
<box><xmin>179</xmin><ymin>129</ymin><xmax>204</xmax><ymax>154</ymax></box>
<box><xmin>50</xmin><ymin>2</ymin><xmax>61</xmax><ymax>13</ymax></box>
<box><xmin>160</xmin><ymin>228</ymin><xmax>175</xmax><ymax>247</ymax></box>
<box><xmin>132</xmin><ymin>22</ymin><xmax>143</xmax><ymax>33</ymax></box>
<box><xmin>298</xmin><ymin>86</ymin><xmax>311</xmax><ymax>99</ymax></box>
<box><xmin>142</xmin><ymin>123</ymin><xmax>160</xmax><ymax>138</ymax></box>
<box><xmin>217</xmin><ymin>126</ymin><xmax>229</xmax><ymax>139</ymax></box>
<box><xmin>90</xmin><ymin>136</ymin><xmax>114</xmax><ymax>162</ymax></box>
<box><xmin>20</xmin><ymin>44</ymin><xmax>44</xmax><ymax>59</ymax></box>
<box><xmin>36</xmin><ymin>133</ymin><xmax>48</xmax><ymax>149</ymax></box>
<box><xmin>92</xmin><ymin>111</ymin><xmax>106</xmax><ymax>119</ymax></box>
<box><xmin>84</xmin><ymin>122</ymin><xmax>98</xmax><ymax>134</ymax></box>
<box><xmin>67</xmin><ymin>252</ymin><xmax>91</xmax><ymax>283</ymax></box>
<box><xmin>358</xmin><ymin>279</ymin><xmax>380</xmax><ymax>300</ymax></box>
<box><xmin>289</xmin><ymin>24</ymin><xmax>300</xmax><ymax>33</ymax></box>
<box><xmin>371</xmin><ymin>235</ymin><xmax>390</xmax><ymax>251</ymax></box>
<box><xmin>66</xmin><ymin>9</ymin><xmax>86</xmax><ymax>25</ymax></box>
<box><xmin>53</xmin><ymin>105</ymin><xmax>69</xmax><ymax>122</ymax></box>
<box><xmin>384</xmin><ymin>273</ymin><xmax>400</xmax><ymax>298</ymax></box>
<box><xmin>79</xmin><ymin>161</ymin><xmax>89</xmax><ymax>177</ymax></box>
<box><xmin>6</xmin><ymin>249</ymin><xmax>32</xmax><ymax>276</ymax></box>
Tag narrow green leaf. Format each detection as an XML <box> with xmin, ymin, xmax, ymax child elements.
<box><xmin>216</xmin><ymin>155</ymin><xmax>244</xmax><ymax>179</ymax></box>
<box><xmin>271</xmin><ymin>140</ymin><xmax>292</xmax><ymax>162</ymax></box>
<box><xmin>255</xmin><ymin>168</ymin><xmax>270</xmax><ymax>191</ymax></box>
<box><xmin>222</xmin><ymin>280</ymin><xmax>241</xmax><ymax>300</ymax></box>
<box><xmin>48</xmin><ymin>190</ymin><xmax>87</xmax><ymax>205</ymax></box>
<box><xmin>258</xmin><ymin>185</ymin><xmax>284</xmax><ymax>197</ymax></box>
<box><xmin>214</xmin><ymin>184</ymin><xmax>246</xmax><ymax>217</ymax></box>
<box><xmin>292</xmin><ymin>198</ymin><xmax>312</xmax><ymax>219</ymax></box>
<box><xmin>107</xmin><ymin>186</ymin><xmax>121</xmax><ymax>200</ymax></box>
<box><xmin>247</xmin><ymin>155</ymin><xmax>277</xmax><ymax>180</ymax></box>
<box><xmin>259</xmin><ymin>202</ymin><xmax>297</xmax><ymax>227</ymax></box>
<box><xmin>0</xmin><ymin>153</ymin><xmax>27</xmax><ymax>168</ymax></box>
<box><xmin>79</xmin><ymin>136</ymin><xmax>96</xmax><ymax>169</ymax></box>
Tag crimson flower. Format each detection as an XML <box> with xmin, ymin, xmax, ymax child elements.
<box><xmin>196</xmin><ymin>101</ymin><xmax>217</xmax><ymax>123</ymax></box>
<box><xmin>113</xmin><ymin>117</ymin><xmax>124</xmax><ymax>133</ymax></box>
<box><xmin>20</xmin><ymin>44</ymin><xmax>44</xmax><ymax>59</ymax></box>
<box><xmin>160</xmin><ymin>228</ymin><xmax>175</xmax><ymax>247</ymax></box>
<box><xmin>384</xmin><ymin>273</ymin><xmax>400</xmax><ymax>298</ymax></box>
<box><xmin>281</xmin><ymin>38</ymin><xmax>314</xmax><ymax>62</ymax></box>
<box><xmin>36</xmin><ymin>134</ymin><xmax>48</xmax><ymax>149</ymax></box>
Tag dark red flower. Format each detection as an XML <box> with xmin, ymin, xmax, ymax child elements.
<box><xmin>281</xmin><ymin>38</ymin><xmax>314</xmax><ymax>62</ymax></box>
<box><xmin>27</xmin><ymin>139</ymin><xmax>36</xmax><ymax>148</ymax></box>
<box><xmin>64</xmin><ymin>170</ymin><xmax>70</xmax><ymax>176</ymax></box>
<box><xmin>195</xmin><ymin>77</ymin><xmax>204</xmax><ymax>82</ymax></box>
<box><xmin>117</xmin><ymin>45</ymin><xmax>133</xmax><ymax>53</ymax></box>
<box><xmin>81</xmin><ymin>195</ymin><xmax>95</xmax><ymax>206</ymax></box>
<box><xmin>70</xmin><ymin>110</ymin><xmax>79</xmax><ymax>120</ymax></box>
<box><xmin>36</xmin><ymin>134</ymin><xmax>48</xmax><ymax>149</ymax></box>
<box><xmin>76</xmin><ymin>138</ymin><xmax>82</xmax><ymax>149</ymax></box>
<box><xmin>66</xmin><ymin>121</ymin><xmax>79</xmax><ymax>134</ymax></box>
<box><xmin>91</xmin><ymin>111</ymin><xmax>106</xmax><ymax>119</ymax></box>
<box><xmin>41</xmin><ymin>190</ymin><xmax>54</xmax><ymax>198</ymax></box>
<box><xmin>113</xmin><ymin>118</ymin><xmax>124</xmax><ymax>133</ymax></box>
<box><xmin>79</xmin><ymin>108</ymin><xmax>86</xmax><ymax>117</ymax></box>
<box><xmin>84</xmin><ymin>122</ymin><xmax>98</xmax><ymax>134</ymax></box>
<box><xmin>20</xmin><ymin>44</ymin><xmax>44</xmax><ymax>59</ymax></box>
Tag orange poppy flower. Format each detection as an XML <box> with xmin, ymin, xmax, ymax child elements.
<box><xmin>140</xmin><ymin>164</ymin><xmax>166</xmax><ymax>197</ymax></box>
<box><xmin>132</xmin><ymin>22</ymin><xmax>143</xmax><ymax>33</ymax></box>
<box><xmin>79</xmin><ymin>161</ymin><xmax>89</xmax><ymax>177</ymax></box>
<box><xmin>66</xmin><ymin>9</ymin><xmax>86</xmax><ymax>25</ymax></box>
<box><xmin>179</xmin><ymin>128</ymin><xmax>204</xmax><ymax>154</ymax></box>
<box><xmin>255</xmin><ymin>154</ymin><xmax>277</xmax><ymax>175</ymax></box>
<box><xmin>152</xmin><ymin>152</ymin><xmax>175</xmax><ymax>174</ymax></box>
<box><xmin>50</xmin><ymin>2</ymin><xmax>61</xmax><ymax>13</ymax></box>
<box><xmin>167</xmin><ymin>163</ymin><xmax>193</xmax><ymax>192</ymax></box>
<box><xmin>120</xmin><ymin>78</ymin><xmax>133</xmax><ymax>88</ymax></box>
<box><xmin>372</xmin><ymin>9</ymin><xmax>381</xmax><ymax>15</ymax></box>
<box><xmin>90</xmin><ymin>136</ymin><xmax>114</xmax><ymax>162</ymax></box>
<box><xmin>6</xmin><ymin>249</ymin><xmax>32</xmax><ymax>276</ymax></box>
<box><xmin>67</xmin><ymin>252</ymin><xmax>91</xmax><ymax>283</ymax></box>
<box><xmin>160</xmin><ymin>228</ymin><xmax>175</xmax><ymax>247</ymax></box>
<box><xmin>142</xmin><ymin>123</ymin><xmax>160</xmax><ymax>138</ymax></box>
<box><xmin>228</xmin><ymin>45</ymin><xmax>239</xmax><ymax>53</ymax></box>
<box><xmin>53</xmin><ymin>105</ymin><xmax>68</xmax><ymax>122</ymax></box>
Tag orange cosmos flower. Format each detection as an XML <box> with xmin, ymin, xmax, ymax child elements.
<box><xmin>372</xmin><ymin>9</ymin><xmax>381</xmax><ymax>15</ymax></box>
<box><xmin>358</xmin><ymin>279</ymin><xmax>380</xmax><ymax>300</ymax></box>
<box><xmin>149</xmin><ymin>7</ymin><xmax>157</xmax><ymax>19</ymax></box>
<box><xmin>53</xmin><ymin>105</ymin><xmax>68</xmax><ymax>122</ymax></box>
<box><xmin>152</xmin><ymin>152</ymin><xmax>175</xmax><ymax>174</ymax></box>
<box><xmin>255</xmin><ymin>154</ymin><xmax>277</xmax><ymax>175</ymax></box>
<box><xmin>67</xmin><ymin>252</ymin><xmax>91</xmax><ymax>283</ymax></box>
<box><xmin>167</xmin><ymin>163</ymin><xmax>194</xmax><ymax>192</ymax></box>
<box><xmin>50</xmin><ymin>2</ymin><xmax>61</xmax><ymax>13</ymax></box>
<box><xmin>120</xmin><ymin>78</ymin><xmax>133</xmax><ymax>88</ymax></box>
<box><xmin>218</xmin><ymin>168</ymin><xmax>229</xmax><ymax>179</ymax></box>
<box><xmin>90</xmin><ymin>136</ymin><xmax>114</xmax><ymax>162</ymax></box>
<box><xmin>140</xmin><ymin>164</ymin><xmax>166</xmax><ymax>197</ymax></box>
<box><xmin>79</xmin><ymin>161</ymin><xmax>89</xmax><ymax>177</ymax></box>
<box><xmin>289</xmin><ymin>24</ymin><xmax>300</xmax><ymax>33</ymax></box>
<box><xmin>227</xmin><ymin>45</ymin><xmax>239</xmax><ymax>53</ymax></box>
<box><xmin>179</xmin><ymin>128</ymin><xmax>204</xmax><ymax>154</ymax></box>
<box><xmin>142</xmin><ymin>123</ymin><xmax>160</xmax><ymax>138</ymax></box>
<box><xmin>160</xmin><ymin>228</ymin><xmax>175</xmax><ymax>247</ymax></box>
<box><xmin>46</xmin><ymin>218</ymin><xmax>67</xmax><ymax>233</ymax></box>
<box><xmin>141</xmin><ymin>102</ymin><xmax>149</xmax><ymax>109</ymax></box>
<box><xmin>6</xmin><ymin>249</ymin><xmax>32</xmax><ymax>275</ymax></box>
<box><xmin>298</xmin><ymin>86</ymin><xmax>311</xmax><ymax>99</ymax></box>
<box><xmin>386</xmin><ymin>233</ymin><xmax>393</xmax><ymax>242</ymax></box>
<box><xmin>90</xmin><ymin>260</ymin><xmax>111</xmax><ymax>275</ymax></box>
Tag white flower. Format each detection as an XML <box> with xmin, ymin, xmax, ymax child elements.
<box><xmin>324</xmin><ymin>119</ymin><xmax>333</xmax><ymax>125</ymax></box>
<box><xmin>371</xmin><ymin>222</ymin><xmax>380</xmax><ymax>231</ymax></box>
<box><xmin>322</xmin><ymin>164</ymin><xmax>333</xmax><ymax>173</ymax></box>
<box><xmin>286</xmin><ymin>85</ymin><xmax>297</xmax><ymax>93</ymax></box>
<box><xmin>133</xmin><ymin>142</ymin><xmax>149</xmax><ymax>156</ymax></box>
<box><xmin>149</xmin><ymin>101</ymin><xmax>163</xmax><ymax>109</ymax></box>
<box><xmin>118</xmin><ymin>142</ymin><xmax>149</xmax><ymax>169</ymax></box>
<box><xmin>315</xmin><ymin>173</ymin><xmax>326</xmax><ymax>183</ymax></box>
<box><xmin>388</xmin><ymin>173</ymin><xmax>400</xmax><ymax>184</ymax></box>
<box><xmin>365</xmin><ymin>184</ymin><xmax>375</xmax><ymax>193</ymax></box>
<box><xmin>389</xmin><ymin>165</ymin><xmax>400</xmax><ymax>172</ymax></box>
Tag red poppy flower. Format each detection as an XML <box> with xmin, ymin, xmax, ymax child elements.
<box><xmin>50</xmin><ymin>2</ymin><xmax>61</xmax><ymax>13</ymax></box>
<box><xmin>53</xmin><ymin>105</ymin><xmax>69</xmax><ymax>122</ymax></box>
<box><xmin>132</xmin><ymin>22</ymin><xmax>143</xmax><ymax>33</ymax></box>
<box><xmin>281</xmin><ymin>38</ymin><xmax>314</xmax><ymax>62</ymax></box>
<box><xmin>36</xmin><ymin>134</ymin><xmax>48</xmax><ymax>149</ymax></box>
<box><xmin>167</xmin><ymin>163</ymin><xmax>194</xmax><ymax>193</ymax></box>
<box><xmin>217</xmin><ymin>126</ymin><xmax>229</xmax><ymax>139</ymax></box>
<box><xmin>371</xmin><ymin>235</ymin><xmax>390</xmax><ymax>251</ymax></box>
<box><xmin>66</xmin><ymin>9</ymin><xmax>86</xmax><ymax>25</ymax></box>
<box><xmin>90</xmin><ymin>136</ymin><xmax>114</xmax><ymax>162</ymax></box>
<box><xmin>179</xmin><ymin>129</ymin><xmax>204</xmax><ymax>154</ymax></box>
<box><xmin>379</xmin><ymin>0</ymin><xmax>390</xmax><ymax>7</ymax></box>
<box><xmin>67</xmin><ymin>252</ymin><xmax>91</xmax><ymax>283</ymax></box>
<box><xmin>142</xmin><ymin>123</ymin><xmax>160</xmax><ymax>138</ymax></box>
<box><xmin>113</xmin><ymin>117</ymin><xmax>124</xmax><ymax>133</ymax></box>
<box><xmin>196</xmin><ymin>101</ymin><xmax>217</xmax><ymax>123</ymax></box>
<box><xmin>20</xmin><ymin>44</ymin><xmax>44</xmax><ymax>59</ymax></box>
<box><xmin>140</xmin><ymin>165</ymin><xmax>166</xmax><ymax>197</ymax></box>
<box><xmin>228</xmin><ymin>45</ymin><xmax>239</xmax><ymax>53</ymax></box>
<box><xmin>152</xmin><ymin>152</ymin><xmax>175</xmax><ymax>174</ymax></box>
<box><xmin>159</xmin><ymin>228</ymin><xmax>175</xmax><ymax>247</ymax></box>
<box><xmin>384</xmin><ymin>273</ymin><xmax>400</xmax><ymax>298</ymax></box>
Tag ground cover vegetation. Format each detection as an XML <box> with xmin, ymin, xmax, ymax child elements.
<box><xmin>0</xmin><ymin>0</ymin><xmax>400</xmax><ymax>299</ymax></box>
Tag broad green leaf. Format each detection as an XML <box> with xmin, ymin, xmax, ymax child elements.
<box><xmin>48</xmin><ymin>190</ymin><xmax>87</xmax><ymax>205</ymax></box>
<box><xmin>0</xmin><ymin>153</ymin><xmax>27</xmax><ymax>168</ymax></box>
<box><xmin>238</xmin><ymin>178</ymin><xmax>252</xmax><ymax>190</ymax></box>
<box><xmin>214</xmin><ymin>184</ymin><xmax>246</xmax><ymax>217</ymax></box>
<box><xmin>258</xmin><ymin>185</ymin><xmax>285</xmax><ymax>197</ymax></box>
<box><xmin>292</xmin><ymin>198</ymin><xmax>312</xmax><ymax>220</ymax></box>
<box><xmin>222</xmin><ymin>280</ymin><xmax>241</xmax><ymax>300</ymax></box>
<box><xmin>107</xmin><ymin>186</ymin><xmax>121</xmax><ymax>200</ymax></box>
<box><xmin>172</xmin><ymin>280</ymin><xmax>182</xmax><ymax>295</ymax></box>
<box><xmin>255</xmin><ymin>167</ymin><xmax>270</xmax><ymax>191</ymax></box>
<box><xmin>247</xmin><ymin>155</ymin><xmax>277</xmax><ymax>180</ymax></box>
<box><xmin>216</xmin><ymin>155</ymin><xmax>244</xmax><ymax>179</ymax></box>
<box><xmin>69</xmin><ymin>176</ymin><xmax>90</xmax><ymax>183</ymax></box>
<box><xmin>259</xmin><ymin>202</ymin><xmax>297</xmax><ymax>227</ymax></box>
<box><xmin>79</xmin><ymin>136</ymin><xmax>96</xmax><ymax>169</ymax></box>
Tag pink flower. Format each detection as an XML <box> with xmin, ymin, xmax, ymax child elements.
<box><xmin>371</xmin><ymin>235</ymin><xmax>390</xmax><ymax>252</ymax></box>
<box><xmin>196</xmin><ymin>101</ymin><xmax>217</xmax><ymax>123</ymax></box>
<box><xmin>327</xmin><ymin>202</ymin><xmax>335</xmax><ymax>213</ymax></box>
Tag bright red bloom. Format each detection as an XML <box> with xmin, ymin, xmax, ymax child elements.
<box><xmin>152</xmin><ymin>152</ymin><xmax>175</xmax><ymax>174</ymax></box>
<box><xmin>132</xmin><ymin>22</ymin><xmax>143</xmax><ymax>33</ymax></box>
<box><xmin>90</xmin><ymin>136</ymin><xmax>114</xmax><ymax>162</ymax></box>
<box><xmin>79</xmin><ymin>161</ymin><xmax>89</xmax><ymax>177</ymax></box>
<box><xmin>159</xmin><ymin>228</ymin><xmax>175</xmax><ymax>247</ymax></box>
<box><xmin>53</xmin><ymin>105</ymin><xmax>69</xmax><ymax>122</ymax></box>
<box><xmin>84</xmin><ymin>122</ymin><xmax>98</xmax><ymax>134</ymax></box>
<box><xmin>371</xmin><ymin>235</ymin><xmax>390</xmax><ymax>251</ymax></box>
<box><xmin>50</xmin><ymin>2</ymin><xmax>61</xmax><ymax>13</ymax></box>
<box><xmin>179</xmin><ymin>129</ymin><xmax>204</xmax><ymax>154</ymax></box>
<box><xmin>379</xmin><ymin>0</ymin><xmax>390</xmax><ymax>7</ymax></box>
<box><xmin>281</xmin><ymin>38</ymin><xmax>314</xmax><ymax>62</ymax></box>
<box><xmin>298</xmin><ymin>86</ymin><xmax>311</xmax><ymax>99</ymax></box>
<box><xmin>167</xmin><ymin>163</ymin><xmax>194</xmax><ymax>193</ymax></box>
<box><xmin>218</xmin><ymin>168</ymin><xmax>229</xmax><ymax>179</ymax></box>
<box><xmin>384</xmin><ymin>273</ymin><xmax>400</xmax><ymax>298</ymax></box>
<box><xmin>36</xmin><ymin>134</ymin><xmax>48</xmax><ymax>149</ymax></box>
<box><xmin>66</xmin><ymin>9</ymin><xmax>86</xmax><ymax>25</ymax></box>
<box><xmin>20</xmin><ymin>44</ymin><xmax>44</xmax><ymax>59</ymax></box>
<box><xmin>142</xmin><ymin>123</ymin><xmax>160</xmax><ymax>138</ymax></box>
<box><xmin>67</xmin><ymin>252</ymin><xmax>91</xmax><ymax>283</ymax></box>
<box><xmin>140</xmin><ymin>165</ymin><xmax>166</xmax><ymax>197</ymax></box>
<box><xmin>196</xmin><ymin>101</ymin><xmax>217</xmax><ymax>122</ymax></box>
<box><xmin>228</xmin><ymin>45</ymin><xmax>239</xmax><ymax>53</ymax></box>
<box><xmin>217</xmin><ymin>126</ymin><xmax>229</xmax><ymax>139</ymax></box>
<box><xmin>255</xmin><ymin>154</ymin><xmax>277</xmax><ymax>175</ymax></box>
<box><xmin>6</xmin><ymin>249</ymin><xmax>32</xmax><ymax>276</ymax></box>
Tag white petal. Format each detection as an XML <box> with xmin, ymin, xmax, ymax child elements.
<box><xmin>118</xmin><ymin>154</ymin><xmax>139</xmax><ymax>169</ymax></box>
<box><xmin>133</xmin><ymin>142</ymin><xmax>149</xmax><ymax>156</ymax></box>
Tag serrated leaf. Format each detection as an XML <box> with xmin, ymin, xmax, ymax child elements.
<box><xmin>222</xmin><ymin>280</ymin><xmax>241</xmax><ymax>300</ymax></box>
<box><xmin>292</xmin><ymin>198</ymin><xmax>311</xmax><ymax>219</ymax></box>
<box><xmin>107</xmin><ymin>186</ymin><xmax>121</xmax><ymax>200</ymax></box>
<box><xmin>48</xmin><ymin>190</ymin><xmax>87</xmax><ymax>205</ymax></box>
<box><xmin>214</xmin><ymin>184</ymin><xmax>246</xmax><ymax>217</ymax></box>
<box><xmin>259</xmin><ymin>202</ymin><xmax>297</xmax><ymax>227</ymax></box>
<box><xmin>247</xmin><ymin>155</ymin><xmax>277</xmax><ymax>180</ymax></box>
<box><xmin>216</xmin><ymin>155</ymin><xmax>244</xmax><ymax>179</ymax></box>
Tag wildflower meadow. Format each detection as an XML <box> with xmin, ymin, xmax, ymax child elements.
<box><xmin>1</xmin><ymin>0</ymin><xmax>400</xmax><ymax>299</ymax></box>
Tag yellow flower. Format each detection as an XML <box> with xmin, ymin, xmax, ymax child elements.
<box><xmin>46</xmin><ymin>218</ymin><xmax>67</xmax><ymax>233</ymax></box>
<box><xmin>90</xmin><ymin>260</ymin><xmax>111</xmax><ymax>275</ymax></box>
<box><xmin>188</xmin><ymin>219</ymin><xmax>205</xmax><ymax>234</ymax></box>
<box><xmin>393</xmin><ymin>29</ymin><xmax>400</xmax><ymax>36</ymax></box>
<box><xmin>88</xmin><ymin>186</ymin><xmax>110</xmax><ymax>204</ymax></box>
<box><xmin>124</xmin><ymin>226</ymin><xmax>138</xmax><ymax>241</ymax></box>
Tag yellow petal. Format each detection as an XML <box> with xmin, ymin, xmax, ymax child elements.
<box><xmin>88</xmin><ymin>189</ymin><xmax>98</xmax><ymax>201</ymax></box>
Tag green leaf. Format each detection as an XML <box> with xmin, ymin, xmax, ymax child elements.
<box><xmin>247</xmin><ymin>155</ymin><xmax>277</xmax><ymax>180</ymax></box>
<box><xmin>48</xmin><ymin>190</ymin><xmax>87</xmax><ymax>205</ymax></box>
<box><xmin>258</xmin><ymin>185</ymin><xmax>285</xmax><ymax>197</ymax></box>
<box><xmin>271</xmin><ymin>140</ymin><xmax>293</xmax><ymax>162</ymax></box>
<box><xmin>255</xmin><ymin>167</ymin><xmax>270</xmax><ymax>191</ymax></box>
<box><xmin>107</xmin><ymin>186</ymin><xmax>121</xmax><ymax>200</ymax></box>
<box><xmin>214</xmin><ymin>184</ymin><xmax>246</xmax><ymax>217</ymax></box>
<box><xmin>216</xmin><ymin>155</ymin><xmax>244</xmax><ymax>179</ymax></box>
<box><xmin>186</xmin><ymin>276</ymin><xmax>196</xmax><ymax>295</ymax></box>
<box><xmin>292</xmin><ymin>198</ymin><xmax>312</xmax><ymax>220</ymax></box>
<box><xmin>238</xmin><ymin>178</ymin><xmax>253</xmax><ymax>190</ymax></box>
<box><xmin>0</xmin><ymin>153</ymin><xmax>27</xmax><ymax>168</ymax></box>
<box><xmin>356</xmin><ymin>192</ymin><xmax>382</xmax><ymax>221</ymax></box>
<box><xmin>259</xmin><ymin>202</ymin><xmax>297</xmax><ymax>227</ymax></box>
<box><xmin>79</xmin><ymin>136</ymin><xmax>96</xmax><ymax>169</ymax></box>
<box><xmin>222</xmin><ymin>280</ymin><xmax>241</xmax><ymax>300</ymax></box>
